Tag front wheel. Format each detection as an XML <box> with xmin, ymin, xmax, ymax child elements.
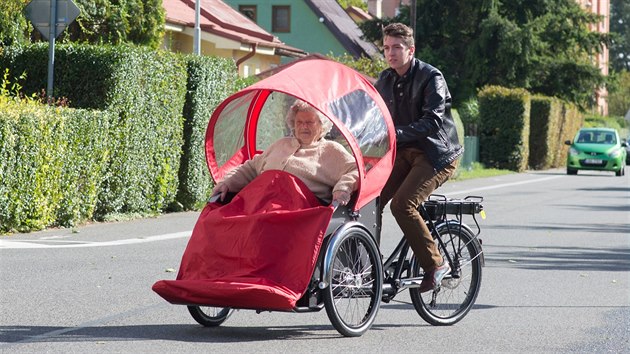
<box><xmin>323</xmin><ymin>227</ymin><xmax>383</xmax><ymax>337</ymax></box>
<box><xmin>187</xmin><ymin>306</ymin><xmax>232</xmax><ymax>327</ymax></box>
<box><xmin>409</xmin><ymin>223</ymin><xmax>482</xmax><ymax>325</ymax></box>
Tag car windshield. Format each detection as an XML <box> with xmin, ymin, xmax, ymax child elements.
<box><xmin>576</xmin><ymin>131</ymin><xmax>617</xmax><ymax>144</ymax></box>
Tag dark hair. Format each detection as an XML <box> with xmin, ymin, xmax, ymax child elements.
<box><xmin>382</xmin><ymin>22</ymin><xmax>414</xmax><ymax>48</ymax></box>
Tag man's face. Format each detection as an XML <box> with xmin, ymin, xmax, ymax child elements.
<box><xmin>382</xmin><ymin>35</ymin><xmax>414</xmax><ymax>75</ymax></box>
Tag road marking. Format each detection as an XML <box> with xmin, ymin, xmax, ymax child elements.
<box><xmin>447</xmin><ymin>175</ymin><xmax>564</xmax><ymax>197</ymax></box>
<box><xmin>1</xmin><ymin>175</ymin><xmax>565</xmax><ymax>250</ymax></box>
<box><xmin>0</xmin><ymin>231</ymin><xmax>190</xmax><ymax>249</ymax></box>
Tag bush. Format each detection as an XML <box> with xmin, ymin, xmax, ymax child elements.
<box><xmin>529</xmin><ymin>96</ymin><xmax>563</xmax><ymax>170</ymax></box>
<box><xmin>478</xmin><ymin>85</ymin><xmax>530</xmax><ymax>172</ymax></box>
<box><xmin>177</xmin><ymin>55</ymin><xmax>237</xmax><ymax>210</ymax></box>
<box><xmin>1</xmin><ymin>43</ymin><xmax>188</xmax><ymax>217</ymax></box>
<box><xmin>0</xmin><ymin>97</ymin><xmax>113</xmax><ymax>232</ymax></box>
<box><xmin>458</xmin><ymin>97</ymin><xmax>480</xmax><ymax>136</ymax></box>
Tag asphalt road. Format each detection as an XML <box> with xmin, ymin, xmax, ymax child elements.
<box><xmin>1</xmin><ymin>167</ymin><xmax>629</xmax><ymax>353</ymax></box>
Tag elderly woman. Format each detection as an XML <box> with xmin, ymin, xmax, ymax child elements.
<box><xmin>213</xmin><ymin>99</ymin><xmax>358</xmax><ymax>205</ymax></box>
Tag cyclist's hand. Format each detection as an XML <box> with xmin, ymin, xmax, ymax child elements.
<box><xmin>333</xmin><ymin>190</ymin><xmax>351</xmax><ymax>206</ymax></box>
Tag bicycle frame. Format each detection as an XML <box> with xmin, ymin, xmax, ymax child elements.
<box><xmin>381</xmin><ymin>196</ymin><xmax>485</xmax><ymax>302</ymax></box>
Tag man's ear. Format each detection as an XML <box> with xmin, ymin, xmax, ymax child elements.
<box><xmin>409</xmin><ymin>45</ymin><xmax>416</xmax><ymax>56</ymax></box>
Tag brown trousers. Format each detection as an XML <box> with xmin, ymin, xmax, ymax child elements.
<box><xmin>379</xmin><ymin>148</ymin><xmax>458</xmax><ymax>271</ymax></box>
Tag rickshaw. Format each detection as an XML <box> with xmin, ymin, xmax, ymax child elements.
<box><xmin>153</xmin><ymin>59</ymin><xmax>484</xmax><ymax>337</ymax></box>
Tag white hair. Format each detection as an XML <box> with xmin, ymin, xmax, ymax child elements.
<box><xmin>285</xmin><ymin>99</ymin><xmax>333</xmax><ymax>140</ymax></box>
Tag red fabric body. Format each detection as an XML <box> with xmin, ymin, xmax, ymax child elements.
<box><xmin>152</xmin><ymin>170</ymin><xmax>333</xmax><ymax>310</ymax></box>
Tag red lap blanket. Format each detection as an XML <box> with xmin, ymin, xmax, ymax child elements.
<box><xmin>152</xmin><ymin>170</ymin><xmax>334</xmax><ymax>310</ymax></box>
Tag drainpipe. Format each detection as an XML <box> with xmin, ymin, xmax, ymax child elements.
<box><xmin>236</xmin><ymin>43</ymin><xmax>257</xmax><ymax>75</ymax></box>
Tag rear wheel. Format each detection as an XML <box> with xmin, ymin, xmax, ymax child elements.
<box><xmin>323</xmin><ymin>227</ymin><xmax>383</xmax><ymax>337</ymax></box>
<box><xmin>187</xmin><ymin>306</ymin><xmax>232</xmax><ymax>327</ymax></box>
<box><xmin>409</xmin><ymin>224</ymin><xmax>482</xmax><ymax>326</ymax></box>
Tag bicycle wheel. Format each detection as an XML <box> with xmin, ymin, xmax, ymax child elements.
<box><xmin>187</xmin><ymin>306</ymin><xmax>232</xmax><ymax>327</ymax></box>
<box><xmin>323</xmin><ymin>227</ymin><xmax>383</xmax><ymax>337</ymax></box>
<box><xmin>409</xmin><ymin>223</ymin><xmax>482</xmax><ymax>325</ymax></box>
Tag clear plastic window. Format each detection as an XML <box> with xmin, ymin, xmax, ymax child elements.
<box><xmin>329</xmin><ymin>90</ymin><xmax>390</xmax><ymax>171</ymax></box>
<box><xmin>212</xmin><ymin>92</ymin><xmax>253</xmax><ymax>166</ymax></box>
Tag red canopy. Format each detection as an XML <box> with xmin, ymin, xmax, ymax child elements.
<box><xmin>206</xmin><ymin>59</ymin><xmax>395</xmax><ymax>210</ymax></box>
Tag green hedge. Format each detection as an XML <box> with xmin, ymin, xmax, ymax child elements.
<box><xmin>177</xmin><ymin>55</ymin><xmax>237</xmax><ymax>210</ymax></box>
<box><xmin>97</xmin><ymin>46</ymin><xmax>187</xmax><ymax>215</ymax></box>
<box><xmin>478</xmin><ymin>86</ymin><xmax>531</xmax><ymax>172</ymax></box>
<box><xmin>529</xmin><ymin>96</ymin><xmax>562</xmax><ymax>170</ymax></box>
<box><xmin>0</xmin><ymin>98</ymin><xmax>113</xmax><ymax>232</ymax></box>
<box><xmin>1</xmin><ymin>43</ymin><xmax>188</xmax><ymax>218</ymax></box>
<box><xmin>1</xmin><ymin>44</ymin><xmax>240</xmax><ymax>232</ymax></box>
<box><xmin>528</xmin><ymin>96</ymin><xmax>583</xmax><ymax>170</ymax></box>
<box><xmin>553</xmin><ymin>103</ymin><xmax>583</xmax><ymax>167</ymax></box>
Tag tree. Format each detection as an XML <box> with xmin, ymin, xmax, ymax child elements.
<box><xmin>608</xmin><ymin>70</ymin><xmax>630</xmax><ymax>117</ymax></box>
<box><xmin>360</xmin><ymin>0</ymin><xmax>610</xmax><ymax>110</ymax></box>
<box><xmin>61</xmin><ymin>0</ymin><xmax>165</xmax><ymax>49</ymax></box>
<box><xmin>0</xmin><ymin>0</ymin><xmax>165</xmax><ymax>49</ymax></box>
<box><xmin>610</xmin><ymin>0</ymin><xmax>630</xmax><ymax>72</ymax></box>
<box><xmin>0</xmin><ymin>0</ymin><xmax>30</xmax><ymax>47</ymax></box>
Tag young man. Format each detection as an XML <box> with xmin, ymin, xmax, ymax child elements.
<box><xmin>375</xmin><ymin>23</ymin><xmax>463</xmax><ymax>292</ymax></box>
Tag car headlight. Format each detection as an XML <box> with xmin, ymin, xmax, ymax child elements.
<box><xmin>609</xmin><ymin>149</ymin><xmax>621</xmax><ymax>158</ymax></box>
<box><xmin>569</xmin><ymin>147</ymin><xmax>579</xmax><ymax>156</ymax></box>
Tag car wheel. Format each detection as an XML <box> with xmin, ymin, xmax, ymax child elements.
<box><xmin>567</xmin><ymin>168</ymin><xmax>577</xmax><ymax>175</ymax></box>
<box><xmin>616</xmin><ymin>168</ymin><xmax>624</xmax><ymax>177</ymax></box>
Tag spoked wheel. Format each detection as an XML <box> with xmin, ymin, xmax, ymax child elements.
<box><xmin>187</xmin><ymin>306</ymin><xmax>232</xmax><ymax>327</ymax></box>
<box><xmin>323</xmin><ymin>227</ymin><xmax>383</xmax><ymax>337</ymax></box>
<box><xmin>409</xmin><ymin>224</ymin><xmax>482</xmax><ymax>325</ymax></box>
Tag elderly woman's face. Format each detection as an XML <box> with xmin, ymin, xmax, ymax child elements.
<box><xmin>294</xmin><ymin>110</ymin><xmax>323</xmax><ymax>145</ymax></box>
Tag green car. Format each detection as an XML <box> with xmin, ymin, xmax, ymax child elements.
<box><xmin>565</xmin><ymin>128</ymin><xmax>627</xmax><ymax>176</ymax></box>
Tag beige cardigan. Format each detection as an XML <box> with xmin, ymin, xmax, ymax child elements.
<box><xmin>217</xmin><ymin>137</ymin><xmax>358</xmax><ymax>202</ymax></box>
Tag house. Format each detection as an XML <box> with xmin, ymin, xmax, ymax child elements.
<box><xmin>162</xmin><ymin>0</ymin><xmax>306</xmax><ymax>77</ymax></box>
<box><xmin>222</xmin><ymin>0</ymin><xmax>381</xmax><ymax>60</ymax></box>
<box><xmin>345</xmin><ymin>6</ymin><xmax>373</xmax><ymax>23</ymax></box>
<box><xmin>367</xmin><ymin>0</ymin><xmax>410</xmax><ymax>19</ymax></box>
<box><xmin>578</xmin><ymin>0</ymin><xmax>610</xmax><ymax>115</ymax></box>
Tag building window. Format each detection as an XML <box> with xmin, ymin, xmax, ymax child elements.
<box><xmin>272</xmin><ymin>6</ymin><xmax>290</xmax><ymax>32</ymax></box>
<box><xmin>239</xmin><ymin>5</ymin><xmax>257</xmax><ymax>22</ymax></box>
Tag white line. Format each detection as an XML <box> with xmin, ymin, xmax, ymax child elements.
<box><xmin>0</xmin><ymin>231</ymin><xmax>191</xmax><ymax>249</ymax></box>
<box><xmin>446</xmin><ymin>175</ymin><xmax>565</xmax><ymax>197</ymax></box>
<box><xmin>1</xmin><ymin>175</ymin><xmax>564</xmax><ymax>250</ymax></box>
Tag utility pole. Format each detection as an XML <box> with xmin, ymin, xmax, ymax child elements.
<box><xmin>193</xmin><ymin>0</ymin><xmax>201</xmax><ymax>55</ymax></box>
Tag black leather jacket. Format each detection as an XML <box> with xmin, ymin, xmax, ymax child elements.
<box><xmin>375</xmin><ymin>58</ymin><xmax>463</xmax><ymax>171</ymax></box>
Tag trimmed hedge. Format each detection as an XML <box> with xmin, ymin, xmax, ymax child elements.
<box><xmin>0</xmin><ymin>98</ymin><xmax>113</xmax><ymax>232</ymax></box>
<box><xmin>529</xmin><ymin>96</ymin><xmax>562</xmax><ymax>170</ymax></box>
<box><xmin>529</xmin><ymin>97</ymin><xmax>583</xmax><ymax>170</ymax></box>
<box><xmin>177</xmin><ymin>55</ymin><xmax>237</xmax><ymax>210</ymax></box>
<box><xmin>478</xmin><ymin>86</ymin><xmax>531</xmax><ymax>172</ymax></box>
<box><xmin>1</xmin><ymin>44</ymin><xmax>187</xmax><ymax>216</ymax></box>
<box><xmin>1</xmin><ymin>44</ymin><xmax>239</xmax><ymax>232</ymax></box>
<box><xmin>553</xmin><ymin>103</ymin><xmax>583</xmax><ymax>167</ymax></box>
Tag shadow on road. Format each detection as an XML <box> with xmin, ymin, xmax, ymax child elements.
<box><xmin>485</xmin><ymin>222</ymin><xmax>630</xmax><ymax>235</ymax></box>
<box><xmin>484</xmin><ymin>244</ymin><xmax>630</xmax><ymax>272</ymax></box>
<box><xmin>0</xmin><ymin>323</ymin><xmax>341</xmax><ymax>345</ymax></box>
